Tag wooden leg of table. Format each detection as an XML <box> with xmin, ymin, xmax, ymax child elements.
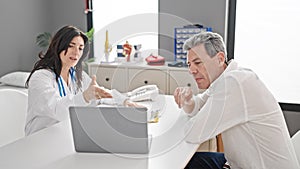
<box><xmin>216</xmin><ymin>134</ymin><xmax>224</xmax><ymax>152</ymax></box>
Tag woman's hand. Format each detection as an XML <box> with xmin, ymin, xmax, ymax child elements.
<box><xmin>124</xmin><ymin>100</ymin><xmax>146</xmax><ymax>108</ymax></box>
<box><xmin>83</xmin><ymin>75</ymin><xmax>112</xmax><ymax>102</ymax></box>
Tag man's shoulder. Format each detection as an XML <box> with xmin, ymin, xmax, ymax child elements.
<box><xmin>225</xmin><ymin>67</ymin><xmax>258</xmax><ymax>83</ymax></box>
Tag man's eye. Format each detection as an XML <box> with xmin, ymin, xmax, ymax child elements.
<box><xmin>195</xmin><ymin>61</ymin><xmax>202</xmax><ymax>65</ymax></box>
<box><xmin>79</xmin><ymin>47</ymin><xmax>83</xmax><ymax>51</ymax></box>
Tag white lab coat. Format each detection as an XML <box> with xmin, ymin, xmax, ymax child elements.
<box><xmin>25</xmin><ymin>69</ymin><xmax>91</xmax><ymax>136</ymax></box>
<box><xmin>185</xmin><ymin>60</ymin><xmax>300</xmax><ymax>169</ymax></box>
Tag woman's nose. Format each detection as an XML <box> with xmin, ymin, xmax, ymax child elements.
<box><xmin>73</xmin><ymin>47</ymin><xmax>80</xmax><ymax>54</ymax></box>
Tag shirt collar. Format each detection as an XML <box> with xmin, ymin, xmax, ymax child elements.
<box><xmin>206</xmin><ymin>59</ymin><xmax>238</xmax><ymax>94</ymax></box>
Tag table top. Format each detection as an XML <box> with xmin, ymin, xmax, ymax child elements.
<box><xmin>0</xmin><ymin>95</ymin><xmax>199</xmax><ymax>169</ymax></box>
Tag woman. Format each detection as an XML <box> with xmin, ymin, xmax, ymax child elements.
<box><xmin>25</xmin><ymin>25</ymin><xmax>113</xmax><ymax>136</ymax></box>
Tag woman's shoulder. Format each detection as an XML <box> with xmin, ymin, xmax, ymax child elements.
<box><xmin>31</xmin><ymin>69</ymin><xmax>55</xmax><ymax>79</ymax></box>
<box><xmin>28</xmin><ymin>69</ymin><xmax>56</xmax><ymax>88</ymax></box>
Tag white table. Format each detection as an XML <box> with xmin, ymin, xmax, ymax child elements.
<box><xmin>0</xmin><ymin>95</ymin><xmax>199</xmax><ymax>169</ymax></box>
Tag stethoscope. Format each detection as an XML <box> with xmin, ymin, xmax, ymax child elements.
<box><xmin>57</xmin><ymin>67</ymin><xmax>76</xmax><ymax>97</ymax></box>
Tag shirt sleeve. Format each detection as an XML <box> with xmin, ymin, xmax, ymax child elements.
<box><xmin>187</xmin><ymin>91</ymin><xmax>210</xmax><ymax>117</ymax></box>
<box><xmin>82</xmin><ymin>70</ymin><xmax>92</xmax><ymax>90</ymax></box>
<box><xmin>28</xmin><ymin>70</ymin><xmax>90</xmax><ymax>122</ymax></box>
<box><xmin>185</xmin><ymin>75</ymin><xmax>248</xmax><ymax>144</ymax></box>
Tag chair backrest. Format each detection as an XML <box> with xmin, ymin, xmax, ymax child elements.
<box><xmin>0</xmin><ymin>88</ymin><xmax>28</xmax><ymax>147</ymax></box>
<box><xmin>292</xmin><ymin>130</ymin><xmax>300</xmax><ymax>164</ymax></box>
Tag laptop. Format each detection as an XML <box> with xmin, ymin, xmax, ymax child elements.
<box><xmin>69</xmin><ymin>106</ymin><xmax>150</xmax><ymax>154</ymax></box>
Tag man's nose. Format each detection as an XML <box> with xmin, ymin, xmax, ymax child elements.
<box><xmin>189</xmin><ymin>65</ymin><xmax>197</xmax><ymax>74</ymax></box>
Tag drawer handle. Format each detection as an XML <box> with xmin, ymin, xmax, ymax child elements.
<box><xmin>144</xmin><ymin>80</ymin><xmax>148</xmax><ymax>84</ymax></box>
<box><xmin>105</xmin><ymin>77</ymin><xmax>110</xmax><ymax>82</ymax></box>
<box><xmin>187</xmin><ymin>83</ymin><xmax>191</xmax><ymax>87</ymax></box>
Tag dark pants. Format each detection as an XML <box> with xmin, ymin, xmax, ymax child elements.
<box><xmin>185</xmin><ymin>152</ymin><xmax>227</xmax><ymax>169</ymax></box>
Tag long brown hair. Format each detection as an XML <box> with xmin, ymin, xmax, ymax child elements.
<box><xmin>25</xmin><ymin>25</ymin><xmax>90</xmax><ymax>91</ymax></box>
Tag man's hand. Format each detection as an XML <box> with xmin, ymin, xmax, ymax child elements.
<box><xmin>173</xmin><ymin>87</ymin><xmax>195</xmax><ymax>113</ymax></box>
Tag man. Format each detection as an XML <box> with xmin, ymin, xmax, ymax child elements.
<box><xmin>174</xmin><ymin>32</ymin><xmax>299</xmax><ymax>169</ymax></box>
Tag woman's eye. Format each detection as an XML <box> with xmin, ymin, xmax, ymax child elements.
<box><xmin>79</xmin><ymin>47</ymin><xmax>83</xmax><ymax>51</ymax></box>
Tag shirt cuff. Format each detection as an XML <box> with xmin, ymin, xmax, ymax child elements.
<box><xmin>187</xmin><ymin>95</ymin><xmax>200</xmax><ymax>117</ymax></box>
<box><xmin>73</xmin><ymin>92</ymin><xmax>90</xmax><ymax>106</ymax></box>
<box><xmin>110</xmin><ymin>89</ymin><xmax>129</xmax><ymax>106</ymax></box>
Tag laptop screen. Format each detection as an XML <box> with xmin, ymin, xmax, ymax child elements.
<box><xmin>69</xmin><ymin>106</ymin><xmax>150</xmax><ymax>154</ymax></box>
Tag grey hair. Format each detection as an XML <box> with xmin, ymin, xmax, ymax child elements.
<box><xmin>183</xmin><ymin>31</ymin><xmax>228</xmax><ymax>63</ymax></box>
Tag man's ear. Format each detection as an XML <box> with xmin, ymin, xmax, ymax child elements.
<box><xmin>217</xmin><ymin>52</ymin><xmax>226</xmax><ymax>65</ymax></box>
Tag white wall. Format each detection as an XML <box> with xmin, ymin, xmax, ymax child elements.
<box><xmin>92</xmin><ymin>0</ymin><xmax>158</xmax><ymax>62</ymax></box>
<box><xmin>234</xmin><ymin>0</ymin><xmax>300</xmax><ymax>104</ymax></box>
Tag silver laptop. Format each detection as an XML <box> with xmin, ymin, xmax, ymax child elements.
<box><xmin>69</xmin><ymin>106</ymin><xmax>150</xmax><ymax>154</ymax></box>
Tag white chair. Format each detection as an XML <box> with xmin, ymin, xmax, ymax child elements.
<box><xmin>0</xmin><ymin>88</ymin><xmax>28</xmax><ymax>147</ymax></box>
<box><xmin>292</xmin><ymin>130</ymin><xmax>300</xmax><ymax>164</ymax></box>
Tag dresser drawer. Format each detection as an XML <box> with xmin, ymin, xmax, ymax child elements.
<box><xmin>128</xmin><ymin>69</ymin><xmax>167</xmax><ymax>94</ymax></box>
<box><xmin>169</xmin><ymin>70</ymin><xmax>199</xmax><ymax>94</ymax></box>
<box><xmin>90</xmin><ymin>66</ymin><xmax>127</xmax><ymax>92</ymax></box>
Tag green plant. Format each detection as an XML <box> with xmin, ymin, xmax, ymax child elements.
<box><xmin>35</xmin><ymin>32</ymin><xmax>52</xmax><ymax>52</ymax></box>
<box><xmin>85</xmin><ymin>27</ymin><xmax>94</xmax><ymax>43</ymax></box>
